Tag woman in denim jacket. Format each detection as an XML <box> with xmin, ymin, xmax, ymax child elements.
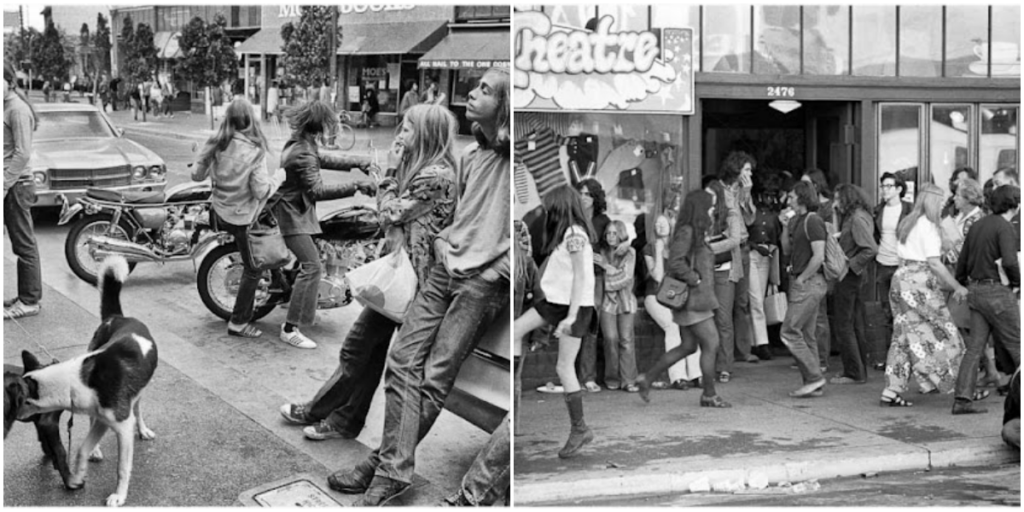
<box><xmin>271</xmin><ymin>100</ymin><xmax>377</xmax><ymax>349</ymax></box>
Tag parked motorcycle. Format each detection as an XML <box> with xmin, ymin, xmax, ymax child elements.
<box><xmin>195</xmin><ymin>202</ymin><xmax>383</xmax><ymax>322</ymax></box>
<box><xmin>58</xmin><ymin>183</ymin><xmax>217</xmax><ymax>285</ymax></box>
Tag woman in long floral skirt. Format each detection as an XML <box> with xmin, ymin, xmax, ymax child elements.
<box><xmin>881</xmin><ymin>184</ymin><xmax>969</xmax><ymax>406</ymax></box>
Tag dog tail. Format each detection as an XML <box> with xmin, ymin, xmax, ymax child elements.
<box><xmin>99</xmin><ymin>255</ymin><xmax>129</xmax><ymax>320</ymax></box>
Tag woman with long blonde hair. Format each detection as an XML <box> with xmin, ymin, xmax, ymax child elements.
<box><xmin>192</xmin><ymin>97</ymin><xmax>283</xmax><ymax>337</ymax></box>
<box><xmin>879</xmin><ymin>184</ymin><xmax>968</xmax><ymax>407</ymax></box>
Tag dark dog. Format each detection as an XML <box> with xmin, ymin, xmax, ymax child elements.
<box><xmin>17</xmin><ymin>256</ymin><xmax>158</xmax><ymax>507</ymax></box>
<box><xmin>4</xmin><ymin>354</ymin><xmax>72</xmax><ymax>487</ymax></box>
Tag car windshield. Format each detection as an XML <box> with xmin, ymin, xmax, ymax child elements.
<box><xmin>36</xmin><ymin>111</ymin><xmax>115</xmax><ymax>140</ymax></box>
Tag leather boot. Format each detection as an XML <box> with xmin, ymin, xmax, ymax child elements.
<box><xmin>558</xmin><ymin>391</ymin><xmax>593</xmax><ymax>459</ymax></box>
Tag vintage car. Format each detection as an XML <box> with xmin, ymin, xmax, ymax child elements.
<box><xmin>27</xmin><ymin>103</ymin><xmax>166</xmax><ymax>208</ymax></box>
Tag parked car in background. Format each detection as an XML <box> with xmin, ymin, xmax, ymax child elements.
<box><xmin>28</xmin><ymin>103</ymin><xmax>166</xmax><ymax>209</ymax></box>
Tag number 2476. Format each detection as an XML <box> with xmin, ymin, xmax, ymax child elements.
<box><xmin>767</xmin><ymin>86</ymin><xmax>796</xmax><ymax>97</ymax></box>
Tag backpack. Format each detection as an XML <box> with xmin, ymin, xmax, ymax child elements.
<box><xmin>804</xmin><ymin>212</ymin><xmax>848</xmax><ymax>282</ymax></box>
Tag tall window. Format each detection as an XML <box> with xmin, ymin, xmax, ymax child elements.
<box><xmin>944</xmin><ymin>6</ymin><xmax>988</xmax><ymax>77</ymax></box>
<box><xmin>879</xmin><ymin>104</ymin><xmax>922</xmax><ymax>201</ymax></box>
<box><xmin>703</xmin><ymin>5</ymin><xmax>751</xmax><ymax>73</ymax></box>
<box><xmin>753</xmin><ymin>5</ymin><xmax>801</xmax><ymax>75</ymax></box>
<box><xmin>851</xmin><ymin>6</ymin><xmax>896</xmax><ymax>76</ymax></box>
<box><xmin>930</xmin><ymin>104</ymin><xmax>972</xmax><ymax>195</ymax></box>
<box><xmin>899</xmin><ymin>6</ymin><xmax>942</xmax><ymax>77</ymax></box>
<box><xmin>803</xmin><ymin>5</ymin><xmax>849</xmax><ymax>75</ymax></box>
<box><xmin>979</xmin><ymin>105</ymin><xmax>1019</xmax><ymax>183</ymax></box>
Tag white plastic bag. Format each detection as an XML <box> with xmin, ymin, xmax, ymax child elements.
<box><xmin>764</xmin><ymin>284</ymin><xmax>788</xmax><ymax>326</ymax></box>
<box><xmin>345</xmin><ymin>247</ymin><xmax>417</xmax><ymax>322</ymax></box>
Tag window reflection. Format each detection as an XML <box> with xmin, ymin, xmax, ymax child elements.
<box><xmin>598</xmin><ymin>4</ymin><xmax>649</xmax><ymax>32</ymax></box>
<box><xmin>653</xmin><ymin>5</ymin><xmax>700</xmax><ymax>71</ymax></box>
<box><xmin>899</xmin><ymin>6</ymin><xmax>942</xmax><ymax>77</ymax></box>
<box><xmin>945</xmin><ymin>6</ymin><xmax>988</xmax><ymax>77</ymax></box>
<box><xmin>979</xmin><ymin>106</ymin><xmax>1019</xmax><ymax>183</ymax></box>
<box><xmin>990</xmin><ymin>5</ymin><xmax>1022</xmax><ymax>78</ymax></box>
<box><xmin>852</xmin><ymin>6</ymin><xmax>896</xmax><ymax>76</ymax></box>
<box><xmin>543</xmin><ymin>5</ymin><xmax>596</xmax><ymax>28</ymax></box>
<box><xmin>753</xmin><ymin>5</ymin><xmax>800</xmax><ymax>74</ymax></box>
<box><xmin>703</xmin><ymin>5</ymin><xmax>751</xmax><ymax>73</ymax></box>
<box><xmin>803</xmin><ymin>5</ymin><xmax>849</xmax><ymax>75</ymax></box>
<box><xmin>930</xmin><ymin>105</ymin><xmax>971</xmax><ymax>196</ymax></box>
<box><xmin>879</xmin><ymin>104</ymin><xmax>921</xmax><ymax>201</ymax></box>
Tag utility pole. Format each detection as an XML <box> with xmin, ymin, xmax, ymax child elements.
<box><xmin>328</xmin><ymin>5</ymin><xmax>337</xmax><ymax>108</ymax></box>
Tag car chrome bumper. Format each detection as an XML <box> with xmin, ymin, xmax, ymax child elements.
<box><xmin>34</xmin><ymin>182</ymin><xmax>166</xmax><ymax>208</ymax></box>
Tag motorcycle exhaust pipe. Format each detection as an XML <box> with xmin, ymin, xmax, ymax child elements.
<box><xmin>89</xmin><ymin>236</ymin><xmax>164</xmax><ymax>263</ymax></box>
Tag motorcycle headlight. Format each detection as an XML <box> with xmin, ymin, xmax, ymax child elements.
<box><xmin>132</xmin><ymin>166</ymin><xmax>147</xmax><ymax>180</ymax></box>
<box><xmin>149</xmin><ymin>165</ymin><xmax>165</xmax><ymax>179</ymax></box>
<box><xmin>32</xmin><ymin>170</ymin><xmax>48</xmax><ymax>187</ymax></box>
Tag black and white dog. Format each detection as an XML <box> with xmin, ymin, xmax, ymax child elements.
<box><xmin>17</xmin><ymin>256</ymin><xmax>158</xmax><ymax>507</ymax></box>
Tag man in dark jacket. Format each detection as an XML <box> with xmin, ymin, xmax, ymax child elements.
<box><xmin>870</xmin><ymin>172</ymin><xmax>912</xmax><ymax>368</ymax></box>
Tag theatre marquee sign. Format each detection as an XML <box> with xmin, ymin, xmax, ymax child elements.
<box><xmin>514</xmin><ymin>11</ymin><xmax>694</xmax><ymax>114</ymax></box>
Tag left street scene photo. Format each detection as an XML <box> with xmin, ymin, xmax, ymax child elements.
<box><xmin>3</xmin><ymin>4</ymin><xmax>511</xmax><ymax>507</ymax></box>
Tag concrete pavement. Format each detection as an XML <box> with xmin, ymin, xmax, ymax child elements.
<box><xmin>514</xmin><ymin>355</ymin><xmax>1020</xmax><ymax>505</ymax></box>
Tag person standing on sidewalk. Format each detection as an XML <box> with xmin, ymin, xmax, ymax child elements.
<box><xmin>191</xmin><ymin>98</ymin><xmax>283</xmax><ymax>338</ymax></box>
<box><xmin>278</xmin><ymin>103</ymin><xmax>459</xmax><ymax>440</ymax></box>
<box><xmin>952</xmin><ymin>184</ymin><xmax>1020</xmax><ymax>415</ymax></box>
<box><xmin>880</xmin><ymin>184</ymin><xmax>967</xmax><ymax>407</ymax></box>
<box><xmin>330</xmin><ymin>68</ymin><xmax>510</xmax><ymax>506</ymax></box>
<box><xmin>871</xmin><ymin>172</ymin><xmax>911</xmax><ymax>370</ymax></box>
<box><xmin>596</xmin><ymin>220</ymin><xmax>640</xmax><ymax>393</ymax></box>
<box><xmin>576</xmin><ymin>178</ymin><xmax>610</xmax><ymax>392</ymax></box>
<box><xmin>801</xmin><ymin>168</ymin><xmax>835</xmax><ymax>373</ymax></box>
<box><xmin>778</xmin><ymin>181</ymin><xmax>829</xmax><ymax>398</ymax></box>
<box><xmin>747</xmin><ymin>175</ymin><xmax>784</xmax><ymax>362</ymax></box>
<box><xmin>272</xmin><ymin>100</ymin><xmax>378</xmax><ymax>349</ymax></box>
<box><xmin>829</xmin><ymin>184</ymin><xmax>878</xmax><ymax>385</ymax></box>
<box><xmin>3</xmin><ymin>61</ymin><xmax>42</xmax><ymax>320</ymax></box>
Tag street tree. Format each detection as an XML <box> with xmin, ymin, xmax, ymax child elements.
<box><xmin>5</xmin><ymin>28</ymin><xmax>41</xmax><ymax>85</ymax></box>
<box><xmin>33</xmin><ymin>7</ymin><xmax>74</xmax><ymax>90</ymax></box>
<box><xmin>280</xmin><ymin>5</ymin><xmax>341</xmax><ymax>99</ymax></box>
<box><xmin>94</xmin><ymin>13</ymin><xmax>112</xmax><ymax>80</ymax></box>
<box><xmin>120</xmin><ymin>17</ymin><xmax>158</xmax><ymax>121</ymax></box>
<box><xmin>176</xmin><ymin>14</ymin><xmax>239</xmax><ymax>129</ymax></box>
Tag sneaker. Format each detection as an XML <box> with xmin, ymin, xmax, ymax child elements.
<box><xmin>303</xmin><ymin>420</ymin><xmax>356</xmax><ymax>441</ymax></box>
<box><xmin>4</xmin><ymin>300</ymin><xmax>40</xmax><ymax>320</ymax></box>
<box><xmin>280</xmin><ymin>324</ymin><xmax>317</xmax><ymax>349</ymax></box>
<box><xmin>279</xmin><ymin>403</ymin><xmax>313</xmax><ymax>425</ymax></box>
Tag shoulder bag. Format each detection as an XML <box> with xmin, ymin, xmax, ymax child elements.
<box><xmin>655</xmin><ymin>276</ymin><xmax>689</xmax><ymax>310</ymax></box>
<box><xmin>247</xmin><ymin>196</ymin><xmax>291</xmax><ymax>271</ymax></box>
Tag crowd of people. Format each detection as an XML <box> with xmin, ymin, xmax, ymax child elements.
<box><xmin>517</xmin><ymin>147</ymin><xmax>1020</xmax><ymax>459</ymax></box>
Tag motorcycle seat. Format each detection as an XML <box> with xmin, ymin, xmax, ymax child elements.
<box><xmin>85</xmin><ymin>188</ymin><xmax>165</xmax><ymax>204</ymax></box>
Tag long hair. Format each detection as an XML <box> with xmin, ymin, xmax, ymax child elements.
<box><xmin>3</xmin><ymin>61</ymin><xmax>38</xmax><ymax>128</ymax></box>
<box><xmin>791</xmin><ymin>181</ymin><xmax>820</xmax><ymax>212</ymax></box>
<box><xmin>542</xmin><ymin>185</ymin><xmax>594</xmax><ymax>255</ymax></box>
<box><xmin>395</xmin><ymin>104</ymin><xmax>458</xmax><ymax>189</ymax></box>
<box><xmin>833</xmin><ymin>183</ymin><xmax>870</xmax><ymax>223</ymax></box>
<box><xmin>677</xmin><ymin>189</ymin><xmax>715</xmax><ymax>256</ymax></box>
<box><xmin>198</xmin><ymin>97</ymin><xmax>268</xmax><ymax>168</ymax></box>
<box><xmin>705</xmin><ymin>179</ymin><xmax>729</xmax><ymax>235</ymax></box>
<box><xmin>719</xmin><ymin>150</ymin><xmax>755</xmax><ymax>185</ymax></box>
<box><xmin>897</xmin><ymin>183</ymin><xmax>945</xmax><ymax>244</ymax></box>
<box><xmin>803</xmin><ymin>168</ymin><xmax>832</xmax><ymax>199</ymax></box>
<box><xmin>576</xmin><ymin>178</ymin><xmax>607</xmax><ymax>216</ymax></box>
<box><xmin>600</xmin><ymin>219</ymin><xmax>629</xmax><ymax>256</ymax></box>
<box><xmin>285</xmin><ymin>99</ymin><xmax>338</xmax><ymax>140</ymax></box>
<box><xmin>471</xmin><ymin>67</ymin><xmax>510</xmax><ymax>156</ymax></box>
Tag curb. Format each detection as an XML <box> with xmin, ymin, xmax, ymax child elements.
<box><xmin>514</xmin><ymin>437</ymin><xmax>1019</xmax><ymax>505</ymax></box>
<box><xmin>122</xmin><ymin>124</ymin><xmax>212</xmax><ymax>143</ymax></box>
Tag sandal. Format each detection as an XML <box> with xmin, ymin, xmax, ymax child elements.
<box><xmin>972</xmin><ymin>389</ymin><xmax>991</xmax><ymax>402</ymax></box>
<box><xmin>584</xmin><ymin>381</ymin><xmax>602</xmax><ymax>393</ymax></box>
<box><xmin>718</xmin><ymin>372</ymin><xmax>731</xmax><ymax>383</ymax></box>
<box><xmin>624</xmin><ymin>384</ymin><xmax>640</xmax><ymax>393</ymax></box>
<box><xmin>879</xmin><ymin>391</ymin><xmax>913</xmax><ymax>407</ymax></box>
<box><xmin>700</xmin><ymin>394</ymin><xmax>732</xmax><ymax>408</ymax></box>
<box><xmin>228</xmin><ymin>323</ymin><xmax>263</xmax><ymax>338</ymax></box>
<box><xmin>651</xmin><ymin>381</ymin><xmax>669</xmax><ymax>390</ymax></box>
<box><xmin>536</xmin><ymin>382</ymin><xmax>564</xmax><ymax>394</ymax></box>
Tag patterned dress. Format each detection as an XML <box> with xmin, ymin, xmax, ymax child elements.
<box><xmin>378</xmin><ymin>164</ymin><xmax>457</xmax><ymax>286</ymax></box>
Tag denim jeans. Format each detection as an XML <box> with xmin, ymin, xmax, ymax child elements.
<box><xmin>872</xmin><ymin>262</ymin><xmax>898</xmax><ymax>364</ymax></box>
<box><xmin>713</xmin><ymin>269</ymin><xmax>735</xmax><ymax>373</ymax></box>
<box><xmin>460</xmin><ymin>414</ymin><xmax>510</xmax><ymax>505</ymax></box>
<box><xmin>4</xmin><ymin>182</ymin><xmax>41</xmax><ymax>305</ymax></box>
<box><xmin>781</xmin><ymin>273</ymin><xmax>827</xmax><ymax>384</ymax></box>
<box><xmin>748</xmin><ymin>249</ymin><xmax>772</xmax><ymax>348</ymax></box>
<box><xmin>306</xmin><ymin>307</ymin><xmax>396</xmax><ymax>436</ymax></box>
<box><xmin>375</xmin><ymin>263</ymin><xmax>509</xmax><ymax>484</ymax></box>
<box><xmin>815</xmin><ymin>290</ymin><xmax>831</xmax><ymax>370</ymax></box>
<box><xmin>216</xmin><ymin>216</ymin><xmax>261</xmax><ymax>325</ymax></box>
<box><xmin>283</xmin><ymin>234</ymin><xmax>321</xmax><ymax>326</ymax></box>
<box><xmin>833</xmin><ymin>271</ymin><xmax>870</xmax><ymax>381</ymax></box>
<box><xmin>954</xmin><ymin>283</ymin><xmax>1021</xmax><ymax>402</ymax></box>
<box><xmin>598</xmin><ymin>311</ymin><xmax>638</xmax><ymax>386</ymax></box>
<box><xmin>733</xmin><ymin>248</ymin><xmax>754</xmax><ymax>359</ymax></box>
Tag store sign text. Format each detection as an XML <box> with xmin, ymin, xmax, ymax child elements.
<box><xmin>419</xmin><ymin>60</ymin><xmax>510</xmax><ymax>70</ymax></box>
<box><xmin>766</xmin><ymin>86</ymin><xmax>796</xmax><ymax>97</ymax></box>
<box><xmin>362</xmin><ymin>67</ymin><xmax>388</xmax><ymax>80</ymax></box>
<box><xmin>516</xmin><ymin>15</ymin><xmax>659</xmax><ymax>75</ymax></box>
<box><xmin>278</xmin><ymin>5</ymin><xmax>414</xmax><ymax>18</ymax></box>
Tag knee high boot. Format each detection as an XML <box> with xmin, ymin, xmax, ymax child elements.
<box><xmin>558</xmin><ymin>390</ymin><xmax>593</xmax><ymax>459</ymax></box>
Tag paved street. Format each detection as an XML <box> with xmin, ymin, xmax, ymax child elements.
<box><xmin>3</xmin><ymin>115</ymin><xmax>489</xmax><ymax>506</ymax></box>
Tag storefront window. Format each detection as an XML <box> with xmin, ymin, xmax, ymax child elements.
<box><xmin>597</xmin><ymin>5</ymin><xmax>649</xmax><ymax>32</ymax></box>
<box><xmin>979</xmin><ymin>105</ymin><xmax>1019</xmax><ymax>184</ymax></box>
<box><xmin>516</xmin><ymin>111</ymin><xmax>686</xmax><ymax>241</ymax></box>
<box><xmin>944</xmin><ymin>6</ymin><xmax>988</xmax><ymax>78</ymax></box>
<box><xmin>451</xmin><ymin>68</ymin><xmax>486</xmax><ymax>106</ymax></box>
<box><xmin>879</xmin><ymin>104</ymin><xmax>921</xmax><ymax>201</ymax></box>
<box><xmin>349</xmin><ymin>56</ymin><xmax>399</xmax><ymax>114</ymax></box>
<box><xmin>852</xmin><ymin>6</ymin><xmax>896</xmax><ymax>76</ymax></box>
<box><xmin>899</xmin><ymin>6</ymin><xmax>942</xmax><ymax>77</ymax></box>
<box><xmin>703</xmin><ymin>5</ymin><xmax>751</xmax><ymax>73</ymax></box>
<box><xmin>803</xmin><ymin>5</ymin><xmax>849</xmax><ymax>75</ymax></box>
<box><xmin>990</xmin><ymin>5</ymin><xmax>1022</xmax><ymax>78</ymax></box>
<box><xmin>930</xmin><ymin>104</ymin><xmax>972</xmax><ymax>196</ymax></box>
<box><xmin>753</xmin><ymin>5</ymin><xmax>800</xmax><ymax>75</ymax></box>
<box><xmin>542</xmin><ymin>5</ymin><xmax>596</xmax><ymax>28</ymax></box>
<box><xmin>652</xmin><ymin>5</ymin><xmax>699</xmax><ymax>71</ymax></box>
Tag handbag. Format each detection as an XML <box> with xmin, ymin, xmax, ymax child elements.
<box><xmin>346</xmin><ymin>246</ymin><xmax>418</xmax><ymax>323</ymax></box>
<box><xmin>246</xmin><ymin>205</ymin><xmax>291</xmax><ymax>271</ymax></box>
<box><xmin>655</xmin><ymin>276</ymin><xmax>689</xmax><ymax>310</ymax></box>
<box><xmin>764</xmin><ymin>284</ymin><xmax>788</xmax><ymax>325</ymax></box>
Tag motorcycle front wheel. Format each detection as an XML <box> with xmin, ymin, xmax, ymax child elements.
<box><xmin>197</xmin><ymin>244</ymin><xmax>278</xmax><ymax>322</ymax></box>
<box><xmin>64</xmin><ymin>215</ymin><xmax>138</xmax><ymax>286</ymax></box>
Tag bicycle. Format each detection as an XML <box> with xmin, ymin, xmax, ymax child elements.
<box><xmin>320</xmin><ymin>110</ymin><xmax>357</xmax><ymax>150</ymax></box>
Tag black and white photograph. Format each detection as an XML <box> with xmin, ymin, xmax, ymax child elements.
<box><xmin>513</xmin><ymin>3</ymin><xmax>1020</xmax><ymax>507</ymax></box>
<box><xmin>4</xmin><ymin>3</ymin><xmax>510</xmax><ymax>507</ymax></box>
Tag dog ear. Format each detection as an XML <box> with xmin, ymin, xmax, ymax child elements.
<box><xmin>21</xmin><ymin>351</ymin><xmax>41</xmax><ymax>372</ymax></box>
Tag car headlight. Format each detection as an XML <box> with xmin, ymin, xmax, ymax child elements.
<box><xmin>132</xmin><ymin>165</ymin><xmax>147</xmax><ymax>179</ymax></box>
<box><xmin>149</xmin><ymin>165</ymin><xmax>165</xmax><ymax>178</ymax></box>
<box><xmin>32</xmin><ymin>170</ymin><xmax>48</xmax><ymax>187</ymax></box>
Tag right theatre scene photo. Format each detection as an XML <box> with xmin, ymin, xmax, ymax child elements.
<box><xmin>512</xmin><ymin>4</ymin><xmax>1021</xmax><ymax>507</ymax></box>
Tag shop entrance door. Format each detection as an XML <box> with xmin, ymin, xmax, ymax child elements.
<box><xmin>701</xmin><ymin>99</ymin><xmax>857</xmax><ymax>187</ymax></box>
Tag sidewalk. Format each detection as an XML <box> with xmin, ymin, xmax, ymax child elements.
<box><xmin>514</xmin><ymin>356</ymin><xmax>1019</xmax><ymax>505</ymax></box>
